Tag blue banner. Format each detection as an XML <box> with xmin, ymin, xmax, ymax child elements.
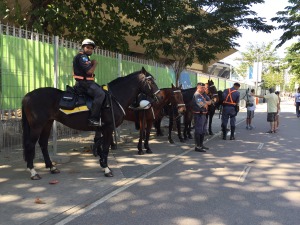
<box><xmin>248</xmin><ymin>66</ymin><xmax>253</xmax><ymax>79</ymax></box>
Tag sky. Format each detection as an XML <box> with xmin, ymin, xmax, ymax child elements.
<box><xmin>222</xmin><ymin>0</ymin><xmax>296</xmax><ymax>66</ymax></box>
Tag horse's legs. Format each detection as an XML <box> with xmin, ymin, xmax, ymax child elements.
<box><xmin>187</xmin><ymin>121</ymin><xmax>193</xmax><ymax>139</ymax></box>
<box><xmin>137</xmin><ymin>128</ymin><xmax>145</xmax><ymax>155</ymax></box>
<box><xmin>168</xmin><ymin>112</ymin><xmax>174</xmax><ymax>144</ymax></box>
<box><xmin>154</xmin><ymin>118</ymin><xmax>164</xmax><ymax>136</ymax></box>
<box><xmin>208</xmin><ymin>111</ymin><xmax>215</xmax><ymax>135</ymax></box>
<box><xmin>137</xmin><ymin>111</ymin><xmax>145</xmax><ymax>155</ymax></box>
<box><xmin>24</xmin><ymin>129</ymin><xmax>42</xmax><ymax>180</ymax></box>
<box><xmin>38</xmin><ymin>120</ymin><xmax>60</xmax><ymax>174</ymax></box>
<box><xmin>144</xmin><ymin>121</ymin><xmax>153</xmax><ymax>154</ymax></box>
<box><xmin>176</xmin><ymin>116</ymin><xmax>184</xmax><ymax>142</ymax></box>
<box><xmin>97</xmin><ymin>130</ymin><xmax>113</xmax><ymax>177</ymax></box>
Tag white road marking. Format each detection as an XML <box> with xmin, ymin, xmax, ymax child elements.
<box><xmin>55</xmin><ymin>146</ymin><xmax>195</xmax><ymax>225</ymax></box>
<box><xmin>257</xmin><ymin>143</ymin><xmax>264</xmax><ymax>149</ymax></box>
<box><xmin>238</xmin><ymin>166</ymin><xmax>251</xmax><ymax>182</ymax></box>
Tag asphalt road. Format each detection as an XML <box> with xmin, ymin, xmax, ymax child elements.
<box><xmin>57</xmin><ymin>100</ymin><xmax>300</xmax><ymax>225</ymax></box>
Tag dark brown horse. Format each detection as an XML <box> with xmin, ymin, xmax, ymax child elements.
<box><xmin>22</xmin><ymin>67</ymin><xmax>160</xmax><ymax>180</ymax></box>
<box><xmin>155</xmin><ymin>79</ymin><xmax>219</xmax><ymax>143</ymax></box>
<box><xmin>124</xmin><ymin>84</ymin><xmax>186</xmax><ymax>155</ymax></box>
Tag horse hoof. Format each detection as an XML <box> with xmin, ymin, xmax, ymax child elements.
<box><xmin>188</xmin><ymin>135</ymin><xmax>193</xmax><ymax>139</ymax></box>
<box><xmin>111</xmin><ymin>145</ymin><xmax>117</xmax><ymax>150</ymax></box>
<box><xmin>138</xmin><ymin>150</ymin><xmax>144</xmax><ymax>155</ymax></box>
<box><xmin>179</xmin><ymin>139</ymin><xmax>185</xmax><ymax>143</ymax></box>
<box><xmin>146</xmin><ymin>149</ymin><xmax>153</xmax><ymax>154</ymax></box>
<box><xmin>168</xmin><ymin>139</ymin><xmax>174</xmax><ymax>144</ymax></box>
<box><xmin>50</xmin><ymin>168</ymin><xmax>60</xmax><ymax>174</ymax></box>
<box><xmin>105</xmin><ymin>171</ymin><xmax>113</xmax><ymax>177</ymax></box>
<box><xmin>31</xmin><ymin>174</ymin><xmax>42</xmax><ymax>180</ymax></box>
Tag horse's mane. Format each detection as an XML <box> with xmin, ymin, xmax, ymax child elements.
<box><xmin>108</xmin><ymin>70</ymin><xmax>144</xmax><ymax>86</ymax></box>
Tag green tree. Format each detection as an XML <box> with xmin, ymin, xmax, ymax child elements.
<box><xmin>234</xmin><ymin>42</ymin><xmax>279</xmax><ymax>78</ymax></box>
<box><xmin>284</xmin><ymin>43</ymin><xmax>300</xmax><ymax>79</ymax></box>
<box><xmin>122</xmin><ymin>0</ymin><xmax>274</xmax><ymax>85</ymax></box>
<box><xmin>5</xmin><ymin>0</ymin><xmax>132</xmax><ymax>52</ymax></box>
<box><xmin>261</xmin><ymin>65</ymin><xmax>284</xmax><ymax>90</ymax></box>
<box><xmin>272</xmin><ymin>0</ymin><xmax>300</xmax><ymax>51</ymax></box>
<box><xmin>4</xmin><ymin>0</ymin><xmax>274</xmax><ymax>82</ymax></box>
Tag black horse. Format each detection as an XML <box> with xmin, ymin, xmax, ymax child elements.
<box><xmin>22</xmin><ymin>67</ymin><xmax>160</xmax><ymax>180</ymax></box>
<box><xmin>155</xmin><ymin>79</ymin><xmax>219</xmax><ymax>143</ymax></box>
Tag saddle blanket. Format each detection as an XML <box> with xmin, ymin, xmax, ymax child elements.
<box><xmin>59</xmin><ymin>105</ymin><xmax>89</xmax><ymax>115</ymax></box>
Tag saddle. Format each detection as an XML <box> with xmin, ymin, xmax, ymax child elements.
<box><xmin>59</xmin><ymin>85</ymin><xmax>110</xmax><ymax>114</ymax></box>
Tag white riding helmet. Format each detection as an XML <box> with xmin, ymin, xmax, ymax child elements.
<box><xmin>139</xmin><ymin>100</ymin><xmax>151</xmax><ymax>109</ymax></box>
<box><xmin>82</xmin><ymin>39</ymin><xmax>96</xmax><ymax>48</ymax></box>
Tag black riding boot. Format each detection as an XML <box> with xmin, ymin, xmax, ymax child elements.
<box><xmin>222</xmin><ymin>125</ymin><xmax>227</xmax><ymax>140</ymax></box>
<box><xmin>195</xmin><ymin>134</ymin><xmax>206</xmax><ymax>152</ymax></box>
<box><xmin>88</xmin><ymin>113</ymin><xmax>104</xmax><ymax>127</ymax></box>
<box><xmin>200</xmin><ymin>134</ymin><xmax>209</xmax><ymax>150</ymax></box>
<box><xmin>230</xmin><ymin>126</ymin><xmax>235</xmax><ymax>140</ymax></box>
<box><xmin>88</xmin><ymin>103</ymin><xmax>105</xmax><ymax>127</ymax></box>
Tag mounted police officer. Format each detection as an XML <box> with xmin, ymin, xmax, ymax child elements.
<box><xmin>73</xmin><ymin>39</ymin><xmax>105</xmax><ymax>126</ymax></box>
<box><xmin>221</xmin><ymin>82</ymin><xmax>240</xmax><ymax>140</ymax></box>
<box><xmin>192</xmin><ymin>82</ymin><xmax>212</xmax><ymax>152</ymax></box>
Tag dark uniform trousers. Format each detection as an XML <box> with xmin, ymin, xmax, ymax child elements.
<box><xmin>194</xmin><ymin>113</ymin><xmax>208</xmax><ymax>150</ymax></box>
<box><xmin>221</xmin><ymin>105</ymin><xmax>237</xmax><ymax>139</ymax></box>
<box><xmin>75</xmin><ymin>80</ymin><xmax>105</xmax><ymax>120</ymax></box>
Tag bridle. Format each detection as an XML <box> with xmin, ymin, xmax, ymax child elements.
<box><xmin>172</xmin><ymin>89</ymin><xmax>186</xmax><ymax>108</ymax></box>
<box><xmin>142</xmin><ymin>74</ymin><xmax>160</xmax><ymax>102</ymax></box>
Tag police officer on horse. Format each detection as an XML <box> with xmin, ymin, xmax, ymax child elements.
<box><xmin>192</xmin><ymin>82</ymin><xmax>212</xmax><ymax>152</ymax></box>
<box><xmin>221</xmin><ymin>82</ymin><xmax>240</xmax><ymax>140</ymax></box>
<box><xmin>73</xmin><ymin>39</ymin><xmax>105</xmax><ymax>126</ymax></box>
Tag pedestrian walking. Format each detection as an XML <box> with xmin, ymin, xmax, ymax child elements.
<box><xmin>294</xmin><ymin>87</ymin><xmax>300</xmax><ymax>118</ymax></box>
<box><xmin>192</xmin><ymin>82</ymin><xmax>212</xmax><ymax>152</ymax></box>
<box><xmin>254</xmin><ymin>87</ymin><xmax>279</xmax><ymax>133</ymax></box>
<box><xmin>221</xmin><ymin>82</ymin><xmax>240</xmax><ymax>140</ymax></box>
<box><xmin>243</xmin><ymin>88</ymin><xmax>256</xmax><ymax>130</ymax></box>
<box><xmin>275</xmin><ymin>91</ymin><xmax>281</xmax><ymax>130</ymax></box>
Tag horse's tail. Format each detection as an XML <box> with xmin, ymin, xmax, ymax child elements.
<box><xmin>22</xmin><ymin>104</ymin><xmax>34</xmax><ymax>162</ymax></box>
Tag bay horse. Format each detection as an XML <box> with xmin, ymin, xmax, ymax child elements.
<box><xmin>155</xmin><ymin>79</ymin><xmax>219</xmax><ymax>143</ymax></box>
<box><xmin>22</xmin><ymin>67</ymin><xmax>160</xmax><ymax>180</ymax></box>
<box><xmin>123</xmin><ymin>84</ymin><xmax>186</xmax><ymax>155</ymax></box>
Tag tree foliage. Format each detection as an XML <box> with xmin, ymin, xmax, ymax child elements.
<box><xmin>234</xmin><ymin>42</ymin><xmax>279</xmax><ymax>78</ymax></box>
<box><xmin>261</xmin><ymin>65</ymin><xmax>284</xmax><ymax>90</ymax></box>
<box><xmin>3</xmin><ymin>0</ymin><xmax>274</xmax><ymax>85</ymax></box>
<box><xmin>4</xmin><ymin>0</ymin><xmax>132</xmax><ymax>52</ymax></box>
<box><xmin>272</xmin><ymin>0</ymin><xmax>300</xmax><ymax>51</ymax></box>
<box><xmin>121</xmin><ymin>0</ymin><xmax>274</xmax><ymax>85</ymax></box>
<box><xmin>284</xmin><ymin>43</ymin><xmax>300</xmax><ymax>79</ymax></box>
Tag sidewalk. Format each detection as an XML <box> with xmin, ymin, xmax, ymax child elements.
<box><xmin>1</xmin><ymin>105</ymin><xmax>253</xmax><ymax>225</ymax></box>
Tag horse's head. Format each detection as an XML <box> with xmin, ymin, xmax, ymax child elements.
<box><xmin>171</xmin><ymin>84</ymin><xmax>186</xmax><ymax>115</ymax></box>
<box><xmin>206</xmin><ymin>79</ymin><xmax>219</xmax><ymax>104</ymax></box>
<box><xmin>140</xmin><ymin>67</ymin><xmax>160</xmax><ymax>102</ymax></box>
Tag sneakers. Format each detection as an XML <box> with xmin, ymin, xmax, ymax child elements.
<box><xmin>88</xmin><ymin>119</ymin><xmax>104</xmax><ymax>127</ymax></box>
<box><xmin>246</xmin><ymin>125</ymin><xmax>254</xmax><ymax>130</ymax></box>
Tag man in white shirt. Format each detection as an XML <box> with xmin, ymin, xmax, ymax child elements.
<box><xmin>254</xmin><ymin>87</ymin><xmax>279</xmax><ymax>133</ymax></box>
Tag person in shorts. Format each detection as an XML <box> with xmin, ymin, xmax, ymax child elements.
<box><xmin>243</xmin><ymin>89</ymin><xmax>256</xmax><ymax>130</ymax></box>
<box><xmin>254</xmin><ymin>87</ymin><xmax>279</xmax><ymax>133</ymax></box>
<box><xmin>275</xmin><ymin>91</ymin><xmax>281</xmax><ymax>130</ymax></box>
